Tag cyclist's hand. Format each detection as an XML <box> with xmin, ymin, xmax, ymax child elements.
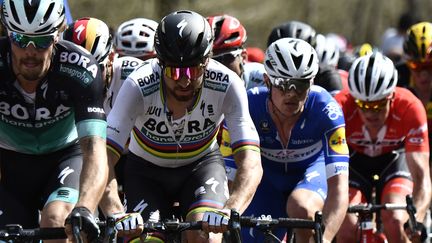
<box><xmin>65</xmin><ymin>207</ymin><xmax>100</xmax><ymax>242</ymax></box>
<box><xmin>404</xmin><ymin>220</ymin><xmax>427</xmax><ymax>243</ymax></box>
<box><xmin>112</xmin><ymin>212</ymin><xmax>144</xmax><ymax>237</ymax></box>
<box><xmin>202</xmin><ymin>208</ymin><xmax>230</xmax><ymax>234</ymax></box>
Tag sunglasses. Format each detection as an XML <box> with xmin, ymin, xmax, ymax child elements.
<box><xmin>164</xmin><ymin>64</ymin><xmax>205</xmax><ymax>81</ymax></box>
<box><xmin>213</xmin><ymin>49</ymin><xmax>243</xmax><ymax>64</ymax></box>
<box><xmin>355</xmin><ymin>98</ymin><xmax>390</xmax><ymax>112</ymax></box>
<box><xmin>406</xmin><ymin>60</ymin><xmax>432</xmax><ymax>72</ymax></box>
<box><xmin>270</xmin><ymin>76</ymin><xmax>311</xmax><ymax>95</ymax></box>
<box><xmin>9</xmin><ymin>32</ymin><xmax>55</xmax><ymax>49</ymax></box>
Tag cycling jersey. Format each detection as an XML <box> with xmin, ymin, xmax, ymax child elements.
<box><xmin>314</xmin><ymin>65</ymin><xmax>344</xmax><ymax>96</ymax></box>
<box><xmin>335</xmin><ymin>87</ymin><xmax>429</xmax><ymax>157</ymax></box>
<box><xmin>104</xmin><ymin>56</ymin><xmax>144</xmax><ymax>114</ymax></box>
<box><xmin>242</xmin><ymin>85</ymin><xmax>349</xmax><ymax>242</ymax></box>
<box><xmin>0</xmin><ymin>39</ymin><xmax>106</xmax><ymax>154</ymax></box>
<box><xmin>247</xmin><ymin>85</ymin><xmax>349</xmax><ymax>175</ymax></box>
<box><xmin>107</xmin><ymin>58</ymin><xmax>260</xmax><ymax>168</ymax></box>
<box><xmin>243</xmin><ymin>61</ymin><xmax>265</xmax><ymax>89</ymax></box>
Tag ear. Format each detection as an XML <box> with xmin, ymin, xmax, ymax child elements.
<box><xmin>263</xmin><ymin>73</ymin><xmax>271</xmax><ymax>88</ymax></box>
<box><xmin>241</xmin><ymin>48</ymin><xmax>248</xmax><ymax>62</ymax></box>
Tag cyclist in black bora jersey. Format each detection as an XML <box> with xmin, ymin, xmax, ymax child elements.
<box><xmin>0</xmin><ymin>0</ymin><xmax>109</xmax><ymax>242</ymax></box>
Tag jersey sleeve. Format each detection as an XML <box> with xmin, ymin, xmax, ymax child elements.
<box><xmin>56</xmin><ymin>41</ymin><xmax>107</xmax><ymax>139</ymax></box>
<box><xmin>222</xmin><ymin>77</ymin><xmax>260</xmax><ymax>154</ymax></box>
<box><xmin>402</xmin><ymin>96</ymin><xmax>429</xmax><ymax>153</ymax></box>
<box><xmin>316</xmin><ymin>90</ymin><xmax>350</xmax><ymax>178</ymax></box>
<box><xmin>106</xmin><ymin>77</ymin><xmax>144</xmax><ymax>157</ymax></box>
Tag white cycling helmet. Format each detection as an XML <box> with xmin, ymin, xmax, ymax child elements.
<box><xmin>264</xmin><ymin>37</ymin><xmax>319</xmax><ymax>82</ymax></box>
<box><xmin>348</xmin><ymin>52</ymin><xmax>398</xmax><ymax>101</ymax></box>
<box><xmin>314</xmin><ymin>34</ymin><xmax>339</xmax><ymax>68</ymax></box>
<box><xmin>1</xmin><ymin>0</ymin><xmax>65</xmax><ymax>36</ymax></box>
<box><xmin>114</xmin><ymin>18</ymin><xmax>158</xmax><ymax>57</ymax></box>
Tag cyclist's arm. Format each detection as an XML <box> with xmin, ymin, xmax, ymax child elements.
<box><xmin>223</xmin><ymin>76</ymin><xmax>262</xmax><ymax>213</ymax></box>
<box><xmin>99</xmin><ymin>149</ymin><xmax>123</xmax><ymax>215</ymax></box>
<box><xmin>76</xmin><ymin>135</ymin><xmax>109</xmax><ymax>213</ymax></box>
<box><xmin>406</xmin><ymin>151</ymin><xmax>431</xmax><ymax>221</ymax></box>
<box><xmin>227</xmin><ymin>149</ymin><xmax>262</xmax><ymax>213</ymax></box>
<box><xmin>99</xmin><ymin>77</ymin><xmax>143</xmax><ymax>215</ymax></box>
<box><xmin>322</xmin><ymin>173</ymin><xmax>349</xmax><ymax>241</ymax></box>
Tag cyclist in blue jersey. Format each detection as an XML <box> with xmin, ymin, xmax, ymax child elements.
<box><xmin>242</xmin><ymin>38</ymin><xmax>349</xmax><ymax>243</ymax></box>
<box><xmin>0</xmin><ymin>0</ymin><xmax>108</xmax><ymax>242</ymax></box>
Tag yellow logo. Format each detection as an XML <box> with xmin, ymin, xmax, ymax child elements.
<box><xmin>329</xmin><ymin>127</ymin><xmax>349</xmax><ymax>154</ymax></box>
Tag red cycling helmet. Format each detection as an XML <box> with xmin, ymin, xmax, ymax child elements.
<box><xmin>207</xmin><ymin>14</ymin><xmax>247</xmax><ymax>51</ymax></box>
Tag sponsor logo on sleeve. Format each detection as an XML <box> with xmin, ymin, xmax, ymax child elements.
<box><xmin>326</xmin><ymin>126</ymin><xmax>349</xmax><ymax>156</ymax></box>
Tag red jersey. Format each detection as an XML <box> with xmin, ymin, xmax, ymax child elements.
<box><xmin>335</xmin><ymin>87</ymin><xmax>429</xmax><ymax>157</ymax></box>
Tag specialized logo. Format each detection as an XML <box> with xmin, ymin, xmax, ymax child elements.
<box><xmin>177</xmin><ymin>19</ymin><xmax>188</xmax><ymax>37</ymax></box>
<box><xmin>75</xmin><ymin>24</ymin><xmax>86</xmax><ymax>42</ymax></box>
<box><xmin>58</xmin><ymin>166</ymin><xmax>74</xmax><ymax>184</ymax></box>
<box><xmin>133</xmin><ymin>199</ymin><xmax>148</xmax><ymax>214</ymax></box>
<box><xmin>327</xmin><ymin>127</ymin><xmax>349</xmax><ymax>155</ymax></box>
<box><xmin>205</xmin><ymin>177</ymin><xmax>220</xmax><ymax>194</ymax></box>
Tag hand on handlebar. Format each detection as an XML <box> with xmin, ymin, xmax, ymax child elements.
<box><xmin>404</xmin><ymin>220</ymin><xmax>427</xmax><ymax>243</ymax></box>
<box><xmin>112</xmin><ymin>212</ymin><xmax>144</xmax><ymax>237</ymax></box>
<box><xmin>65</xmin><ymin>207</ymin><xmax>100</xmax><ymax>242</ymax></box>
<box><xmin>202</xmin><ymin>208</ymin><xmax>230</xmax><ymax>234</ymax></box>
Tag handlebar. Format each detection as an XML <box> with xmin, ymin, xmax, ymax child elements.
<box><xmin>0</xmin><ymin>218</ymin><xmax>116</xmax><ymax>242</ymax></box>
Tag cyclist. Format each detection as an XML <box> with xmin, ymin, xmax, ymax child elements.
<box><xmin>242</xmin><ymin>38</ymin><xmax>349</xmax><ymax>243</ymax></box>
<box><xmin>206</xmin><ymin>14</ymin><xmax>266</xmax><ymax>89</ymax></box>
<box><xmin>335</xmin><ymin>52</ymin><xmax>431</xmax><ymax>242</ymax></box>
<box><xmin>206</xmin><ymin>14</ymin><xmax>266</xmax><ymax>185</ymax></box>
<box><xmin>314</xmin><ymin>33</ymin><xmax>348</xmax><ymax>95</ymax></box>
<box><xmin>399</xmin><ymin>22</ymin><xmax>432</xmax><ymax>154</ymax></box>
<box><xmin>0</xmin><ymin>0</ymin><xmax>108</xmax><ymax>242</ymax></box>
<box><xmin>267</xmin><ymin>20</ymin><xmax>345</xmax><ymax>96</ymax></box>
<box><xmin>114</xmin><ymin>17</ymin><xmax>158</xmax><ymax>61</ymax></box>
<box><xmin>99</xmin><ymin>10</ymin><xmax>262</xmax><ymax>242</ymax></box>
<box><xmin>61</xmin><ymin>17</ymin><xmax>147</xmax><ymax>237</ymax></box>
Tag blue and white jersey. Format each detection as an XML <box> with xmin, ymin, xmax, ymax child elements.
<box><xmin>247</xmin><ymin>85</ymin><xmax>349</xmax><ymax>178</ymax></box>
<box><xmin>243</xmin><ymin>62</ymin><xmax>265</xmax><ymax>89</ymax></box>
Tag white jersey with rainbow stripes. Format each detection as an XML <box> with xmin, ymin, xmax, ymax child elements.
<box><xmin>106</xmin><ymin>58</ymin><xmax>259</xmax><ymax>168</ymax></box>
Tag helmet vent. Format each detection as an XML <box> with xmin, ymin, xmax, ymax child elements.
<box><xmin>365</xmin><ymin>58</ymin><xmax>375</xmax><ymax>97</ymax></box>
<box><xmin>90</xmin><ymin>36</ymin><xmax>101</xmax><ymax>55</ymax></box>
<box><xmin>274</xmin><ymin>44</ymin><xmax>288</xmax><ymax>71</ymax></box>
<box><xmin>23</xmin><ymin>0</ymin><xmax>38</xmax><ymax>24</ymax></box>
<box><xmin>10</xmin><ymin>1</ymin><xmax>21</xmax><ymax>26</ymax></box>
<box><xmin>353</xmin><ymin>63</ymin><xmax>361</xmax><ymax>94</ymax></box>
<box><xmin>42</xmin><ymin>3</ymin><xmax>55</xmax><ymax>25</ymax></box>
<box><xmin>291</xmin><ymin>53</ymin><xmax>303</xmax><ymax>70</ymax></box>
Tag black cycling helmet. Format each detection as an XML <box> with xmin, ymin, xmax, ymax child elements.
<box><xmin>267</xmin><ymin>20</ymin><xmax>316</xmax><ymax>47</ymax></box>
<box><xmin>155</xmin><ymin>10</ymin><xmax>213</xmax><ymax>67</ymax></box>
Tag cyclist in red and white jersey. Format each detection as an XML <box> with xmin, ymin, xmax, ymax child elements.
<box><xmin>100</xmin><ymin>10</ymin><xmax>262</xmax><ymax>242</ymax></box>
<box><xmin>335</xmin><ymin>52</ymin><xmax>431</xmax><ymax>242</ymax></box>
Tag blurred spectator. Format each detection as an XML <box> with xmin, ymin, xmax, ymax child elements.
<box><xmin>381</xmin><ymin>13</ymin><xmax>417</xmax><ymax>64</ymax></box>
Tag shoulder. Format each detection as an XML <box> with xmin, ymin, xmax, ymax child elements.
<box><xmin>308</xmin><ymin>86</ymin><xmax>344</xmax><ymax>120</ymax></box>
<box><xmin>53</xmin><ymin>40</ymin><xmax>100</xmax><ymax>83</ymax></box>
<box><xmin>113</xmin><ymin>56</ymin><xmax>145</xmax><ymax>69</ymax></box>
<box><xmin>205</xmin><ymin>59</ymin><xmax>242</xmax><ymax>88</ymax></box>
<box><xmin>126</xmin><ymin>58</ymin><xmax>161</xmax><ymax>96</ymax></box>
<box><xmin>112</xmin><ymin>56</ymin><xmax>145</xmax><ymax>80</ymax></box>
<box><xmin>244</xmin><ymin>62</ymin><xmax>266</xmax><ymax>89</ymax></box>
<box><xmin>393</xmin><ymin>87</ymin><xmax>424</xmax><ymax>108</ymax></box>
